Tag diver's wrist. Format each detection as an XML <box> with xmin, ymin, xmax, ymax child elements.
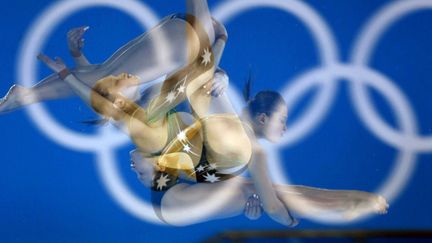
<box><xmin>70</xmin><ymin>49</ymin><xmax>83</xmax><ymax>58</ymax></box>
<box><xmin>58</xmin><ymin>68</ymin><xmax>71</xmax><ymax>80</ymax></box>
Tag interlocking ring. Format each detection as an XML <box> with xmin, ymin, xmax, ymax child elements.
<box><xmin>351</xmin><ymin>0</ymin><xmax>432</xmax><ymax>152</ymax></box>
<box><xmin>214</xmin><ymin>0</ymin><xmax>340</xmax><ymax>147</ymax></box>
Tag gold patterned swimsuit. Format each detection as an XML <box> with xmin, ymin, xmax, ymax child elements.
<box><xmin>130</xmin><ymin>110</ymin><xmax>251</xmax><ymax>191</ymax></box>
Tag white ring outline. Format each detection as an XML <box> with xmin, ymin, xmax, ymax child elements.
<box><xmin>351</xmin><ymin>0</ymin><xmax>432</xmax><ymax>152</ymax></box>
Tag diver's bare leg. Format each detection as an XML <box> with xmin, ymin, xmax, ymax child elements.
<box><xmin>187</xmin><ymin>0</ymin><xmax>215</xmax><ymax>43</ymax></box>
<box><xmin>159</xmin><ymin>177</ymin><xmax>299</xmax><ymax>226</ymax></box>
<box><xmin>274</xmin><ymin>184</ymin><xmax>389</xmax><ymax>220</ymax></box>
<box><xmin>160</xmin><ymin>177</ymin><xmax>256</xmax><ymax>226</ymax></box>
<box><xmin>159</xmin><ymin>177</ymin><xmax>389</xmax><ymax>226</ymax></box>
<box><xmin>0</xmin><ymin>14</ymin><xmax>200</xmax><ymax>113</ymax></box>
<box><xmin>0</xmin><ymin>74</ymin><xmax>75</xmax><ymax>114</ymax></box>
<box><xmin>1</xmin><ymin>26</ymin><xmax>96</xmax><ymax>114</ymax></box>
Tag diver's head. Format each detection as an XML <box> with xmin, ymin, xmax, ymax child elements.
<box><xmin>91</xmin><ymin>73</ymin><xmax>140</xmax><ymax>121</ymax></box>
<box><xmin>242</xmin><ymin>74</ymin><xmax>288</xmax><ymax>143</ymax></box>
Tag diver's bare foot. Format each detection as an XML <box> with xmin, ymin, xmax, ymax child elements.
<box><xmin>343</xmin><ymin>194</ymin><xmax>389</xmax><ymax>220</ymax></box>
<box><xmin>0</xmin><ymin>85</ymin><xmax>31</xmax><ymax>114</ymax></box>
<box><xmin>288</xmin><ymin>217</ymin><xmax>300</xmax><ymax>227</ymax></box>
<box><xmin>374</xmin><ymin>195</ymin><xmax>389</xmax><ymax>215</ymax></box>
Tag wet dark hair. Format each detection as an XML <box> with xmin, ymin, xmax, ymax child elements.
<box><xmin>81</xmin><ymin>118</ymin><xmax>109</xmax><ymax>126</ymax></box>
<box><xmin>242</xmin><ymin>71</ymin><xmax>286</xmax><ymax>118</ymax></box>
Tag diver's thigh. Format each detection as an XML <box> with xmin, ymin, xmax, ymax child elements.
<box><xmin>203</xmin><ymin>115</ymin><xmax>252</xmax><ymax>165</ymax></box>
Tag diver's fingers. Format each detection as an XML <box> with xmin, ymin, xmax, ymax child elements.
<box><xmin>249</xmin><ymin>203</ymin><xmax>258</xmax><ymax>218</ymax></box>
<box><xmin>76</xmin><ymin>26</ymin><xmax>89</xmax><ymax>40</ymax></box>
<box><xmin>67</xmin><ymin>28</ymin><xmax>78</xmax><ymax>37</ymax></box>
<box><xmin>68</xmin><ymin>26</ymin><xmax>89</xmax><ymax>50</ymax></box>
<box><xmin>249</xmin><ymin>204</ymin><xmax>261</xmax><ymax>220</ymax></box>
<box><xmin>257</xmin><ymin>204</ymin><xmax>263</xmax><ymax>217</ymax></box>
<box><xmin>71</xmin><ymin>33</ymin><xmax>82</xmax><ymax>42</ymax></box>
<box><xmin>37</xmin><ymin>53</ymin><xmax>55</xmax><ymax>66</ymax></box>
<box><xmin>70</xmin><ymin>35</ymin><xmax>84</xmax><ymax>46</ymax></box>
<box><xmin>245</xmin><ymin>194</ymin><xmax>262</xmax><ymax>220</ymax></box>
<box><xmin>68</xmin><ymin>26</ymin><xmax>90</xmax><ymax>37</ymax></box>
<box><xmin>245</xmin><ymin>201</ymin><xmax>251</xmax><ymax>212</ymax></box>
<box><xmin>210</xmin><ymin>82</ymin><xmax>221</xmax><ymax>92</ymax></box>
<box><xmin>254</xmin><ymin>195</ymin><xmax>261</xmax><ymax>217</ymax></box>
<box><xmin>81</xmin><ymin>25</ymin><xmax>90</xmax><ymax>33</ymax></box>
<box><xmin>79</xmin><ymin>38</ymin><xmax>85</xmax><ymax>46</ymax></box>
<box><xmin>245</xmin><ymin>202</ymin><xmax>255</xmax><ymax>219</ymax></box>
<box><xmin>68</xmin><ymin>28</ymin><xmax>82</xmax><ymax>40</ymax></box>
<box><xmin>210</xmin><ymin>82</ymin><xmax>222</xmax><ymax>97</ymax></box>
<box><xmin>37</xmin><ymin>53</ymin><xmax>51</xmax><ymax>62</ymax></box>
<box><xmin>252</xmin><ymin>195</ymin><xmax>262</xmax><ymax>219</ymax></box>
<box><xmin>202</xmin><ymin>79</ymin><xmax>214</xmax><ymax>95</ymax></box>
<box><xmin>55</xmin><ymin>57</ymin><xmax>65</xmax><ymax>65</ymax></box>
<box><xmin>213</xmin><ymin>84</ymin><xmax>226</xmax><ymax>97</ymax></box>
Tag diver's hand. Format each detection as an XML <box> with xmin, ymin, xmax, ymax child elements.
<box><xmin>244</xmin><ymin>194</ymin><xmax>263</xmax><ymax>220</ymax></box>
<box><xmin>211</xmin><ymin>68</ymin><xmax>229</xmax><ymax>97</ymax></box>
<box><xmin>37</xmin><ymin>53</ymin><xmax>71</xmax><ymax>80</ymax></box>
<box><xmin>265</xmin><ymin>198</ymin><xmax>299</xmax><ymax>227</ymax></box>
<box><xmin>67</xmin><ymin>26</ymin><xmax>89</xmax><ymax>57</ymax></box>
<box><xmin>130</xmin><ymin>150</ymin><xmax>156</xmax><ymax>188</ymax></box>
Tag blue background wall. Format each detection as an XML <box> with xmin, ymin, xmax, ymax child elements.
<box><xmin>0</xmin><ymin>0</ymin><xmax>431</xmax><ymax>242</ymax></box>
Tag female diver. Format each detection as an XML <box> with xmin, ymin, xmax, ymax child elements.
<box><xmin>1</xmin><ymin>0</ymin><xmax>388</xmax><ymax>226</ymax></box>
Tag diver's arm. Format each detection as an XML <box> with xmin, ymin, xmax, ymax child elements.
<box><xmin>211</xmin><ymin>17</ymin><xmax>228</xmax><ymax>67</ymax></box>
<box><xmin>37</xmin><ymin>54</ymin><xmax>92</xmax><ymax>103</ymax></box>
<box><xmin>212</xmin><ymin>39</ymin><xmax>225</xmax><ymax>68</ymax></box>
<box><xmin>73</xmin><ymin>54</ymin><xmax>91</xmax><ymax>67</ymax></box>
<box><xmin>206</xmin><ymin>19</ymin><xmax>228</xmax><ymax>97</ymax></box>
<box><xmin>248</xmin><ymin>144</ymin><xmax>297</xmax><ymax>226</ymax></box>
<box><xmin>37</xmin><ymin>53</ymin><xmax>149</xmax><ymax>125</ymax></box>
<box><xmin>67</xmin><ymin>26</ymin><xmax>91</xmax><ymax>67</ymax></box>
<box><xmin>248</xmin><ymin>145</ymin><xmax>281</xmax><ymax>209</ymax></box>
<box><xmin>62</xmin><ymin>72</ymin><xmax>92</xmax><ymax>104</ymax></box>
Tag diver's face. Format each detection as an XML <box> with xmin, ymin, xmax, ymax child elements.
<box><xmin>116</xmin><ymin>76</ymin><xmax>140</xmax><ymax>101</ymax></box>
<box><xmin>262</xmin><ymin>103</ymin><xmax>288</xmax><ymax>143</ymax></box>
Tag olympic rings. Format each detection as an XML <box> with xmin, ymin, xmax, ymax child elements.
<box><xmin>16</xmin><ymin>0</ymin><xmax>431</xmax><ymax>225</ymax></box>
